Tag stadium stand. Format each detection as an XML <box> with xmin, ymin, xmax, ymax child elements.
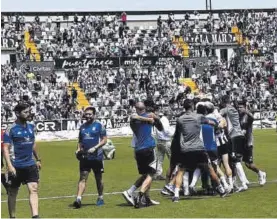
<box><xmin>1</xmin><ymin>9</ymin><xmax>277</xmax><ymax>122</ymax></box>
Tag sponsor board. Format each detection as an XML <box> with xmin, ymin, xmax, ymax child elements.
<box><xmin>16</xmin><ymin>61</ymin><xmax>55</xmax><ymax>76</ymax></box>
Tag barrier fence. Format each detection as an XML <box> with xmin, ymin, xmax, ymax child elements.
<box><xmin>1</xmin><ymin>111</ymin><xmax>276</xmax><ymax>132</ymax></box>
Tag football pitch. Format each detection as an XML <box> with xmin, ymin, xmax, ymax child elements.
<box><xmin>1</xmin><ymin>129</ymin><xmax>277</xmax><ymax>218</ymax></box>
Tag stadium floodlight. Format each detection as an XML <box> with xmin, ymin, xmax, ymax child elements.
<box><xmin>206</xmin><ymin>0</ymin><xmax>212</xmax><ymax>11</ymax></box>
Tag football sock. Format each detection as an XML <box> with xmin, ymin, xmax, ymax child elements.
<box><xmin>236</xmin><ymin>162</ymin><xmax>248</xmax><ymax>184</ymax></box>
<box><xmin>220</xmin><ymin>176</ymin><xmax>229</xmax><ymax>189</ymax></box>
<box><xmin>190</xmin><ymin>168</ymin><xmax>201</xmax><ymax>187</ymax></box>
<box><xmin>128</xmin><ymin>185</ymin><xmax>137</xmax><ymax>194</ymax></box>
<box><xmin>228</xmin><ymin>176</ymin><xmax>233</xmax><ymax>188</ymax></box>
<box><xmin>183</xmin><ymin>171</ymin><xmax>189</xmax><ymax>190</ymax></box>
<box><xmin>174</xmin><ymin>188</ymin><xmax>180</xmax><ymax>197</ymax></box>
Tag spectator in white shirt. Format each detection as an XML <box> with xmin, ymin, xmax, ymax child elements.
<box><xmin>154</xmin><ymin>111</ymin><xmax>173</xmax><ymax>180</ymax></box>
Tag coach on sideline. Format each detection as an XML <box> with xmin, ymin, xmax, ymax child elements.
<box><xmin>3</xmin><ymin>103</ymin><xmax>41</xmax><ymax>218</ymax></box>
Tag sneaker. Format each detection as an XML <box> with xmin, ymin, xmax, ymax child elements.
<box><xmin>258</xmin><ymin>171</ymin><xmax>266</xmax><ymax>186</ymax></box>
<box><xmin>172</xmin><ymin>196</ymin><xmax>179</xmax><ymax>203</ymax></box>
<box><xmin>73</xmin><ymin>199</ymin><xmax>82</xmax><ymax>209</ymax></box>
<box><xmin>225</xmin><ymin>186</ymin><xmax>232</xmax><ymax>194</ymax></box>
<box><xmin>161</xmin><ymin>188</ymin><xmax>171</xmax><ymax>196</ymax></box>
<box><xmin>165</xmin><ymin>184</ymin><xmax>175</xmax><ymax>194</ymax></box>
<box><xmin>96</xmin><ymin>198</ymin><xmax>104</xmax><ymax>206</ymax></box>
<box><xmin>149</xmin><ymin>199</ymin><xmax>160</xmax><ymax>205</ymax></box>
<box><xmin>156</xmin><ymin>175</ymin><xmax>166</xmax><ymax>180</ymax></box>
<box><xmin>183</xmin><ymin>187</ymin><xmax>190</xmax><ymax>196</ymax></box>
<box><xmin>236</xmin><ymin>183</ymin><xmax>248</xmax><ymax>193</ymax></box>
<box><xmin>189</xmin><ymin>186</ymin><xmax>197</xmax><ymax>196</ymax></box>
<box><xmin>216</xmin><ymin>186</ymin><xmax>227</xmax><ymax>198</ymax></box>
<box><xmin>142</xmin><ymin>196</ymin><xmax>160</xmax><ymax>206</ymax></box>
<box><xmin>122</xmin><ymin>190</ymin><xmax>135</xmax><ymax>206</ymax></box>
<box><xmin>134</xmin><ymin>195</ymin><xmax>145</xmax><ymax>209</ymax></box>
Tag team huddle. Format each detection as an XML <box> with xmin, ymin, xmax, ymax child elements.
<box><xmin>1</xmin><ymin>96</ymin><xmax>267</xmax><ymax>217</ymax></box>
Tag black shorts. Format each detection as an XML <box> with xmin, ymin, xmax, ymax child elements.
<box><xmin>242</xmin><ymin>145</ymin><xmax>254</xmax><ymax>164</ymax></box>
<box><xmin>135</xmin><ymin>148</ymin><xmax>157</xmax><ymax>175</ymax></box>
<box><xmin>179</xmin><ymin>150</ymin><xmax>211</xmax><ymax>170</ymax></box>
<box><xmin>170</xmin><ymin>148</ymin><xmax>181</xmax><ymax>169</ymax></box>
<box><xmin>207</xmin><ymin>150</ymin><xmax>218</xmax><ymax>163</ymax></box>
<box><xmin>79</xmin><ymin>159</ymin><xmax>104</xmax><ymax>174</ymax></box>
<box><xmin>218</xmin><ymin>144</ymin><xmax>229</xmax><ymax>156</ymax></box>
<box><xmin>9</xmin><ymin>165</ymin><xmax>39</xmax><ymax>188</ymax></box>
<box><xmin>231</xmin><ymin>136</ymin><xmax>245</xmax><ymax>156</ymax></box>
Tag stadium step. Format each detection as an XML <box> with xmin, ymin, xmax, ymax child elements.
<box><xmin>179</xmin><ymin>78</ymin><xmax>199</xmax><ymax>93</ymax></box>
<box><xmin>172</xmin><ymin>36</ymin><xmax>189</xmax><ymax>57</ymax></box>
<box><xmin>232</xmin><ymin>26</ymin><xmax>250</xmax><ymax>52</ymax></box>
<box><xmin>24</xmin><ymin>31</ymin><xmax>41</xmax><ymax>62</ymax></box>
<box><xmin>68</xmin><ymin>83</ymin><xmax>90</xmax><ymax>110</ymax></box>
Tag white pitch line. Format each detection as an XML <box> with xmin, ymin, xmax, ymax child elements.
<box><xmin>1</xmin><ymin>180</ymin><xmax>277</xmax><ymax>203</ymax></box>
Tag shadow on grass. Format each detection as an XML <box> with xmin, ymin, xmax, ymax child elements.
<box><xmin>116</xmin><ymin>203</ymin><xmax>133</xmax><ymax>207</ymax></box>
<box><xmin>68</xmin><ymin>203</ymin><xmax>97</xmax><ymax>209</ymax></box>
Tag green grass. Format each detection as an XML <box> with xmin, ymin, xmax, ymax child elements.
<box><xmin>1</xmin><ymin>130</ymin><xmax>277</xmax><ymax>218</ymax></box>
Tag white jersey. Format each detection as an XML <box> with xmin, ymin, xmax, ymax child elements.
<box><xmin>154</xmin><ymin>116</ymin><xmax>172</xmax><ymax>141</ymax></box>
<box><xmin>207</xmin><ymin>109</ymin><xmax>228</xmax><ymax>147</ymax></box>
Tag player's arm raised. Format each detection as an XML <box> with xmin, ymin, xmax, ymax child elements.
<box><xmin>130</xmin><ymin>114</ymin><xmax>154</xmax><ymax>124</ymax></box>
<box><xmin>201</xmin><ymin>117</ymin><xmax>218</xmax><ymax>127</ymax></box>
<box><xmin>148</xmin><ymin>113</ymin><xmax>164</xmax><ymax>131</ymax></box>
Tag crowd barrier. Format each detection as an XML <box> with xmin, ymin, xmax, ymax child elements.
<box><xmin>1</xmin><ymin>111</ymin><xmax>276</xmax><ymax>141</ymax></box>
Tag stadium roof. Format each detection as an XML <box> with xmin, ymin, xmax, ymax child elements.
<box><xmin>1</xmin><ymin>8</ymin><xmax>276</xmax><ymax>16</ymax></box>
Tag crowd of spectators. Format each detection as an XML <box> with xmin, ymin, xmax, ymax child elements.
<box><xmin>1</xmin><ymin>64</ymin><xmax>79</xmax><ymax>122</ymax></box>
<box><xmin>1</xmin><ymin>10</ymin><xmax>277</xmax><ymax>122</ymax></box>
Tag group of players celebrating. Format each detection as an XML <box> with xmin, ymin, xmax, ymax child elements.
<box><xmin>122</xmin><ymin>95</ymin><xmax>266</xmax><ymax>207</ymax></box>
<box><xmin>1</xmin><ymin>94</ymin><xmax>267</xmax><ymax>217</ymax></box>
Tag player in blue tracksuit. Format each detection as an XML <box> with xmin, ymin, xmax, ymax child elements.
<box><xmin>122</xmin><ymin>102</ymin><xmax>163</xmax><ymax>208</ymax></box>
<box><xmin>3</xmin><ymin>103</ymin><xmax>41</xmax><ymax>218</ymax></box>
<box><xmin>73</xmin><ymin>106</ymin><xmax>107</xmax><ymax>208</ymax></box>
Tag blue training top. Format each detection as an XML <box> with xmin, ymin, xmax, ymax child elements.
<box><xmin>79</xmin><ymin>121</ymin><xmax>107</xmax><ymax>160</ymax></box>
<box><xmin>3</xmin><ymin>122</ymin><xmax>36</xmax><ymax>168</ymax></box>
<box><xmin>201</xmin><ymin>117</ymin><xmax>218</xmax><ymax>151</ymax></box>
<box><xmin>130</xmin><ymin>113</ymin><xmax>156</xmax><ymax>152</ymax></box>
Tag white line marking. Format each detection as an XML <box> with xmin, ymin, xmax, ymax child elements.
<box><xmin>1</xmin><ymin>180</ymin><xmax>277</xmax><ymax>203</ymax></box>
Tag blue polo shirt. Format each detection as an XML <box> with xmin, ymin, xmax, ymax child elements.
<box><xmin>3</xmin><ymin>122</ymin><xmax>36</xmax><ymax>168</ymax></box>
<box><xmin>79</xmin><ymin>121</ymin><xmax>107</xmax><ymax>160</ymax></box>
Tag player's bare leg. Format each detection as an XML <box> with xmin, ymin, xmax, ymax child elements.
<box><xmin>172</xmin><ymin>167</ymin><xmax>184</xmax><ymax>202</ymax></box>
<box><xmin>95</xmin><ymin>172</ymin><xmax>104</xmax><ymax>206</ymax></box>
<box><xmin>73</xmin><ymin>171</ymin><xmax>89</xmax><ymax>208</ymax></box>
<box><xmin>27</xmin><ymin>182</ymin><xmax>39</xmax><ymax>217</ymax></box>
<box><xmin>222</xmin><ymin>154</ymin><xmax>233</xmax><ymax>189</ymax></box>
<box><xmin>8</xmin><ymin>187</ymin><xmax>19</xmax><ymax>218</ymax></box>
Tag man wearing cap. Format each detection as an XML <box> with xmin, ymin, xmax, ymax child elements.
<box><xmin>154</xmin><ymin>111</ymin><xmax>173</xmax><ymax>180</ymax></box>
<box><xmin>73</xmin><ymin>106</ymin><xmax>107</xmax><ymax>208</ymax></box>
